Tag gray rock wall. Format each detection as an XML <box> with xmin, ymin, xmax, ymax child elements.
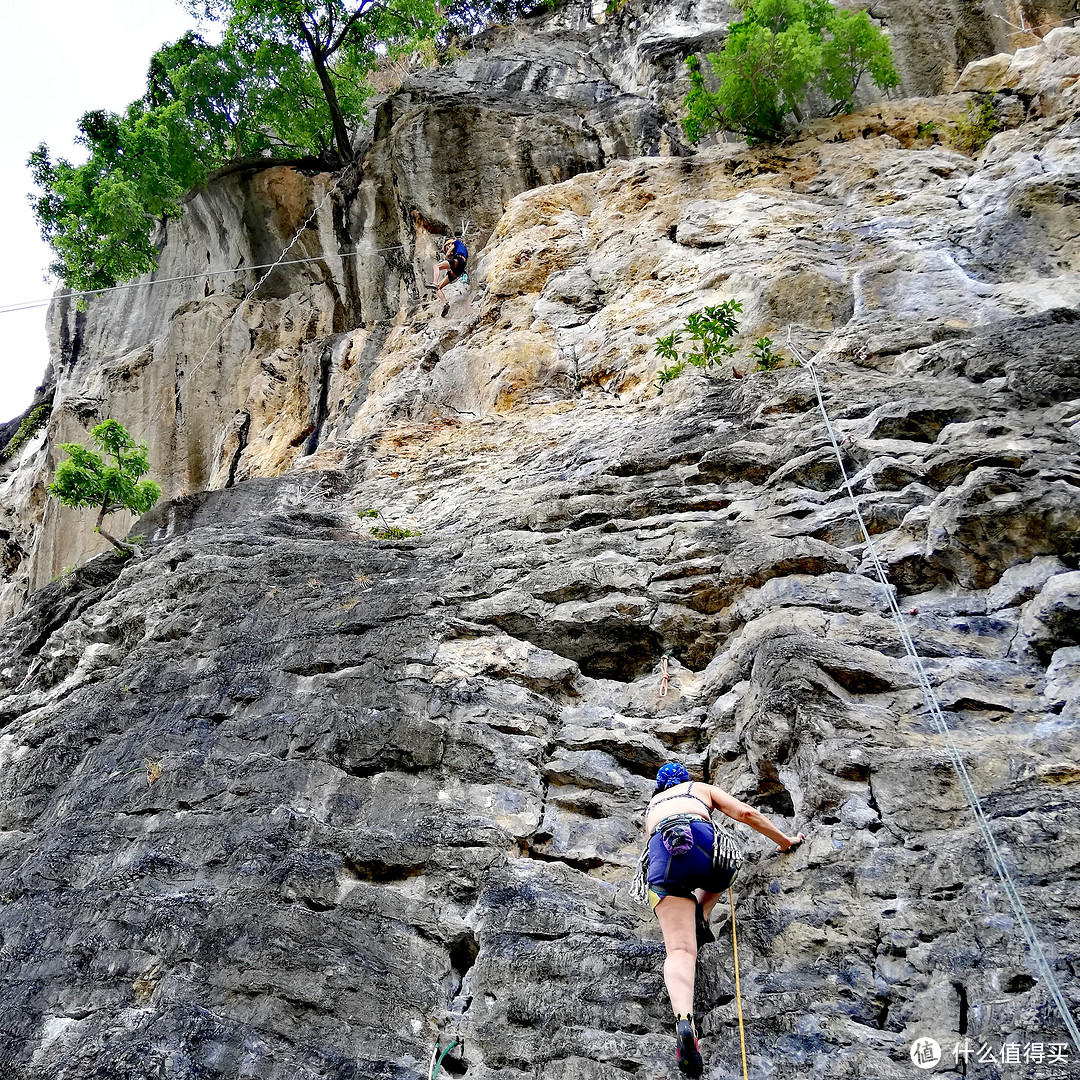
<box><xmin>1</xmin><ymin>11</ymin><xmax>1080</xmax><ymax>1080</ymax></box>
<box><xmin>861</xmin><ymin>0</ymin><xmax>1079</xmax><ymax>95</ymax></box>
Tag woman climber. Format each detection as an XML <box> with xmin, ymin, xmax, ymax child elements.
<box><xmin>634</xmin><ymin>762</ymin><xmax>805</xmax><ymax>1078</ymax></box>
<box><xmin>429</xmin><ymin>235</ymin><xmax>468</xmax><ymax>306</ymax></box>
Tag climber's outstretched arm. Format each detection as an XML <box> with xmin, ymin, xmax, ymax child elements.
<box><xmin>706</xmin><ymin>784</ymin><xmax>805</xmax><ymax>851</ymax></box>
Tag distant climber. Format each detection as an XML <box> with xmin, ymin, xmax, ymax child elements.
<box><xmin>633</xmin><ymin>762</ymin><xmax>805</xmax><ymax>1078</ymax></box>
<box><xmin>429</xmin><ymin>235</ymin><xmax>468</xmax><ymax>309</ymax></box>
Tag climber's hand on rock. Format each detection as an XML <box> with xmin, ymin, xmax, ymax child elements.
<box><xmin>779</xmin><ymin>833</ymin><xmax>805</xmax><ymax>853</ymax></box>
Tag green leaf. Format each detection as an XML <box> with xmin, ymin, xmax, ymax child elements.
<box><xmin>682</xmin><ymin>0</ymin><xmax>897</xmax><ymax>145</ymax></box>
<box><xmin>655</xmin><ymin>330</ymin><xmax>683</xmax><ymax>363</ymax></box>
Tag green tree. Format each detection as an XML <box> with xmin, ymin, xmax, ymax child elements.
<box><xmin>47</xmin><ymin>420</ymin><xmax>162</xmax><ymax>557</ymax></box>
<box><xmin>950</xmin><ymin>94</ymin><xmax>1001</xmax><ymax>156</ymax></box>
<box><xmin>29</xmin><ymin>107</ymin><xmax>197</xmax><ymax>292</ymax></box>
<box><xmin>441</xmin><ymin>0</ymin><xmax>546</xmax><ymax>37</ymax></box>
<box><xmin>683</xmin><ymin>0</ymin><xmax>898</xmax><ymax>146</ymax></box>
<box><xmin>0</xmin><ymin>404</ymin><xmax>52</xmax><ymax>465</ymax></box>
<box><xmin>820</xmin><ymin>8</ymin><xmax>899</xmax><ymax>107</ymax></box>
<box><xmin>28</xmin><ymin>33</ymin><xmax>320</xmax><ymax>292</ymax></box>
<box><xmin>190</xmin><ymin>0</ymin><xmax>442</xmax><ymax>162</ymax></box>
<box><xmin>145</xmin><ymin>33</ymin><xmax>334</xmax><ymax>162</ymax></box>
<box><xmin>749</xmin><ymin>335</ymin><xmax>783</xmax><ymax>369</ymax></box>
<box><xmin>30</xmin><ymin>0</ymin><xmax>444</xmax><ymax>292</ymax></box>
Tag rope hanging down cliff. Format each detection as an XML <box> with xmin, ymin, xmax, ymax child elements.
<box><xmin>149</xmin><ymin>164</ymin><xmax>360</xmax><ymax>426</ymax></box>
<box><xmin>787</xmin><ymin>327</ymin><xmax>1080</xmax><ymax>1052</ymax></box>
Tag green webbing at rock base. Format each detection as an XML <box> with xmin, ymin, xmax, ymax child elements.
<box><xmin>430</xmin><ymin>1037</ymin><xmax>461</xmax><ymax>1080</ymax></box>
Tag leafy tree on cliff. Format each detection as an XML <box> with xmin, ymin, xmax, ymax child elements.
<box><xmin>29</xmin><ymin>101</ymin><xmax>206</xmax><ymax>293</ymax></box>
<box><xmin>188</xmin><ymin>0</ymin><xmax>442</xmax><ymax>162</ymax></box>
<box><xmin>29</xmin><ymin>33</ymin><xmax>338</xmax><ymax>291</ymax></box>
<box><xmin>47</xmin><ymin>420</ymin><xmax>162</xmax><ymax>557</ymax></box>
<box><xmin>683</xmin><ymin>0</ymin><xmax>899</xmax><ymax>145</ymax></box>
<box><xmin>29</xmin><ymin>0</ymin><xmax>441</xmax><ymax>291</ymax></box>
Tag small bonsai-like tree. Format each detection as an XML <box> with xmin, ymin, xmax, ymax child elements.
<box><xmin>47</xmin><ymin>419</ymin><xmax>162</xmax><ymax>556</ymax></box>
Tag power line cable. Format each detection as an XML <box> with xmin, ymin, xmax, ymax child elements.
<box><xmin>0</xmin><ymin>243</ymin><xmax>408</xmax><ymax>317</ymax></box>
<box><xmin>787</xmin><ymin>326</ymin><xmax>1080</xmax><ymax>1051</ymax></box>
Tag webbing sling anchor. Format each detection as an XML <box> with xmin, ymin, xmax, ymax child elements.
<box><xmin>429</xmin><ymin>1037</ymin><xmax>461</xmax><ymax>1080</ymax></box>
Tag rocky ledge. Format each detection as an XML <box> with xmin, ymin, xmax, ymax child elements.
<box><xmin>1</xmin><ymin>12</ymin><xmax>1080</xmax><ymax>1080</ymax></box>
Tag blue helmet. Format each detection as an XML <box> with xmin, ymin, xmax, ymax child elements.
<box><xmin>656</xmin><ymin>762</ymin><xmax>690</xmax><ymax>790</ymax></box>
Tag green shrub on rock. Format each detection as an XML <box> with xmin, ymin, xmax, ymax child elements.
<box><xmin>950</xmin><ymin>95</ymin><xmax>1001</xmax><ymax>156</ymax></box>
<box><xmin>47</xmin><ymin>419</ymin><xmax>161</xmax><ymax>557</ymax></box>
<box><xmin>655</xmin><ymin>301</ymin><xmax>744</xmax><ymax>390</ymax></box>
<box><xmin>655</xmin><ymin>308</ymin><xmax>797</xmax><ymax>389</ymax></box>
<box><xmin>0</xmin><ymin>403</ymin><xmax>51</xmax><ymax>464</ymax></box>
<box><xmin>683</xmin><ymin>0</ymin><xmax>898</xmax><ymax>146</ymax></box>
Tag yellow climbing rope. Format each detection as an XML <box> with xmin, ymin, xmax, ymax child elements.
<box><xmin>729</xmin><ymin>888</ymin><xmax>750</xmax><ymax>1080</ymax></box>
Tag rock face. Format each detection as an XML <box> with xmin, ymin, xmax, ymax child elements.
<box><xmin>4</xmin><ymin>0</ymin><xmax>1079</xmax><ymax>614</ymax></box>
<box><xmin>866</xmin><ymin>0</ymin><xmax>1080</xmax><ymax>96</ymax></box>
<box><xmin>2</xmin><ymin>8</ymin><xmax>1080</xmax><ymax>1080</ymax></box>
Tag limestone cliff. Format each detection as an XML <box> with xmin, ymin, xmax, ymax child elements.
<box><xmin>2</xmin><ymin>4</ymin><xmax>1080</xmax><ymax>1079</ymax></box>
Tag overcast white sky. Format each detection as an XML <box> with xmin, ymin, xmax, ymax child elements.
<box><xmin>0</xmin><ymin>1</ymin><xmax>204</xmax><ymax>424</ymax></box>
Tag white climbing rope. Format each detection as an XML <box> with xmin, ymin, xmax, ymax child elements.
<box><xmin>786</xmin><ymin>327</ymin><xmax>1080</xmax><ymax>1050</ymax></box>
<box><xmin>149</xmin><ymin>164</ymin><xmax>360</xmax><ymax>425</ymax></box>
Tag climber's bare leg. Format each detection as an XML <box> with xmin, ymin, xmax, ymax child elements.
<box><xmin>698</xmin><ymin>889</ymin><xmax>723</xmax><ymax>922</ymax></box>
<box><xmin>654</xmin><ymin>895</ymin><xmax>697</xmax><ymax>1017</ymax></box>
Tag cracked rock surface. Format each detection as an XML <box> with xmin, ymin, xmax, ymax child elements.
<box><xmin>2</xmin><ymin>9</ymin><xmax>1080</xmax><ymax>1080</ymax></box>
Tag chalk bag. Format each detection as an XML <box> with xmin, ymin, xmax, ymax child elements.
<box><xmin>659</xmin><ymin>819</ymin><xmax>695</xmax><ymax>856</ymax></box>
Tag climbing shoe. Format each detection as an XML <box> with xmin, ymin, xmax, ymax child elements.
<box><xmin>674</xmin><ymin>1014</ymin><xmax>703</xmax><ymax>1078</ymax></box>
<box><xmin>441</xmin><ymin>303</ymin><xmax>450</xmax><ymax>318</ymax></box>
<box><xmin>695</xmin><ymin>900</ymin><xmax>715</xmax><ymax>946</ymax></box>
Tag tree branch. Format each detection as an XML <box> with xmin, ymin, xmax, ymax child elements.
<box><xmin>95</xmin><ymin>502</ymin><xmax>134</xmax><ymax>555</ymax></box>
<box><xmin>296</xmin><ymin>17</ymin><xmax>323</xmax><ymax>62</ymax></box>
<box><xmin>329</xmin><ymin>0</ymin><xmax>379</xmax><ymax>56</ymax></box>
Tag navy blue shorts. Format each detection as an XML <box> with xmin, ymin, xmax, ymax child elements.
<box><xmin>646</xmin><ymin>818</ymin><xmax>735</xmax><ymax>908</ymax></box>
<box><xmin>446</xmin><ymin>254</ymin><xmax>466</xmax><ymax>281</ymax></box>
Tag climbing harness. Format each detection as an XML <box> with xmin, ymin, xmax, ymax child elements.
<box><xmin>729</xmin><ymin>889</ymin><xmax>749</xmax><ymax>1080</ymax></box>
<box><xmin>786</xmin><ymin>326</ymin><xmax>1080</xmax><ymax>1051</ymax></box>
<box><xmin>629</xmin><ymin>815</ymin><xmax>742</xmax><ymax>906</ymax></box>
